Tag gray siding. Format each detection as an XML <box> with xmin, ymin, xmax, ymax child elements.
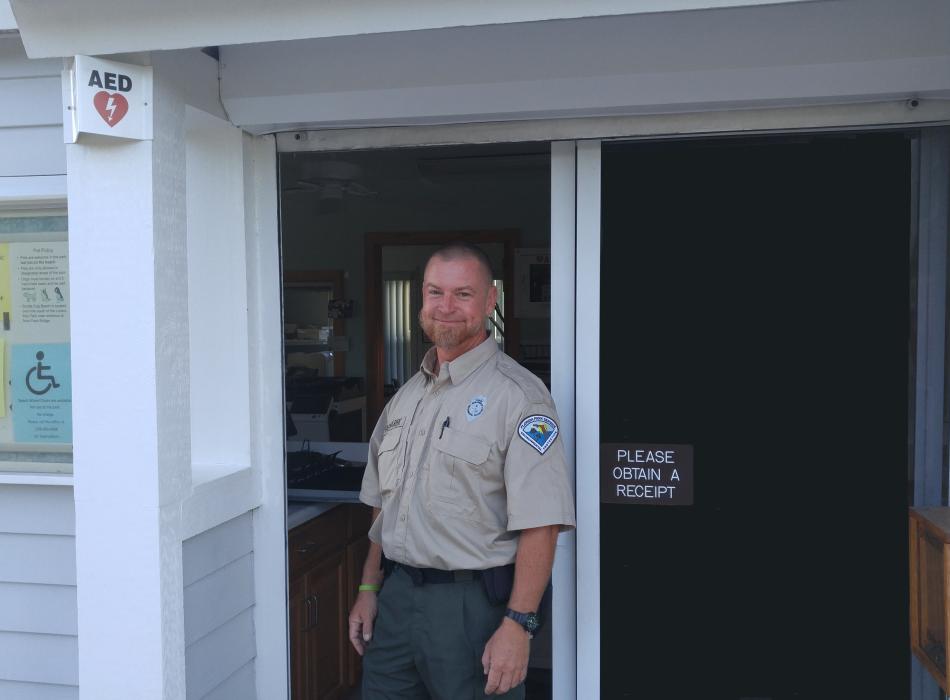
<box><xmin>0</xmin><ymin>36</ymin><xmax>65</xmax><ymax>178</ymax></box>
<box><xmin>0</xmin><ymin>34</ymin><xmax>77</xmax><ymax>700</ymax></box>
<box><xmin>183</xmin><ymin>511</ymin><xmax>257</xmax><ymax>700</ymax></box>
<box><xmin>0</xmin><ymin>486</ymin><xmax>78</xmax><ymax>700</ymax></box>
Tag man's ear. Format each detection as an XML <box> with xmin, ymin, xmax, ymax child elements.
<box><xmin>486</xmin><ymin>283</ymin><xmax>499</xmax><ymax>315</ymax></box>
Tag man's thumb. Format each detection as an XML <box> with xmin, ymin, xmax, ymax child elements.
<box><xmin>363</xmin><ymin>618</ymin><xmax>374</xmax><ymax>642</ymax></box>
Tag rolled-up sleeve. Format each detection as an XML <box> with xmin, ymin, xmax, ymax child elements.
<box><xmin>359</xmin><ymin>408</ymin><xmax>387</xmax><ymax>510</ymax></box>
<box><xmin>503</xmin><ymin>401</ymin><xmax>576</xmax><ymax>532</ymax></box>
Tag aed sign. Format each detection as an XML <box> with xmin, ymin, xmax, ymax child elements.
<box><xmin>600</xmin><ymin>443</ymin><xmax>694</xmax><ymax>506</ymax></box>
<box><xmin>63</xmin><ymin>56</ymin><xmax>153</xmax><ymax>142</ymax></box>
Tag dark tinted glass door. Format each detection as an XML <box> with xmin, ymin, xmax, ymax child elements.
<box><xmin>599</xmin><ymin>134</ymin><xmax>911</xmax><ymax>699</ymax></box>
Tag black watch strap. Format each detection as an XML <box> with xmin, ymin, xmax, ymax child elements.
<box><xmin>505</xmin><ymin>608</ymin><xmax>540</xmax><ymax>638</ymax></box>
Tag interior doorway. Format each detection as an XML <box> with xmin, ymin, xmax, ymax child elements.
<box><xmin>278</xmin><ymin>142</ymin><xmax>555</xmax><ymax>698</ymax></box>
<box><xmin>598</xmin><ymin>132</ymin><xmax>913</xmax><ymax>698</ymax></box>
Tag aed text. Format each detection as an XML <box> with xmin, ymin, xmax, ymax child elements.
<box><xmin>88</xmin><ymin>70</ymin><xmax>132</xmax><ymax>92</ymax></box>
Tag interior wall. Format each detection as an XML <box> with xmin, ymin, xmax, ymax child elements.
<box><xmin>279</xmin><ymin>146</ymin><xmax>550</xmax><ymax>380</ymax></box>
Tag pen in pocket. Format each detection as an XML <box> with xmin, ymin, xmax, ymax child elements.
<box><xmin>439</xmin><ymin>416</ymin><xmax>450</xmax><ymax>439</ymax></box>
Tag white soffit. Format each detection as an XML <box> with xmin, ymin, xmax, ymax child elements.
<box><xmin>10</xmin><ymin>0</ymin><xmax>814</xmax><ymax>58</ymax></box>
<box><xmin>221</xmin><ymin>0</ymin><xmax>950</xmax><ymax>133</ymax></box>
<box><xmin>0</xmin><ymin>0</ymin><xmax>16</xmax><ymax>31</ymax></box>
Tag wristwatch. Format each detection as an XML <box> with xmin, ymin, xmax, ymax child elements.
<box><xmin>504</xmin><ymin>608</ymin><xmax>541</xmax><ymax>638</ymax></box>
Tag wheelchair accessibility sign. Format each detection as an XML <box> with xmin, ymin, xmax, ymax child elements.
<box><xmin>12</xmin><ymin>344</ymin><xmax>71</xmax><ymax>443</ymax></box>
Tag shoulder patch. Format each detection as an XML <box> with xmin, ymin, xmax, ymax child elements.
<box><xmin>518</xmin><ymin>415</ymin><xmax>559</xmax><ymax>454</ymax></box>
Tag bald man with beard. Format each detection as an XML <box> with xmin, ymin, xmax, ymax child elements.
<box><xmin>349</xmin><ymin>242</ymin><xmax>575</xmax><ymax>699</ymax></box>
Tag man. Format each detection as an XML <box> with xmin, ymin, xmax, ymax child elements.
<box><xmin>349</xmin><ymin>242</ymin><xmax>575</xmax><ymax>699</ymax></box>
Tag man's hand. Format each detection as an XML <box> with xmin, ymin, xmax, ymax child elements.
<box><xmin>348</xmin><ymin>590</ymin><xmax>378</xmax><ymax>656</ymax></box>
<box><xmin>481</xmin><ymin>617</ymin><xmax>530</xmax><ymax>695</ymax></box>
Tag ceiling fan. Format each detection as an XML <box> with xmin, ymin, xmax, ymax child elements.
<box><xmin>282</xmin><ymin>160</ymin><xmax>377</xmax><ymax>211</ymax></box>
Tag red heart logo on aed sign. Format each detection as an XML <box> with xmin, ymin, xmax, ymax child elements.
<box><xmin>93</xmin><ymin>91</ymin><xmax>129</xmax><ymax>126</ymax></box>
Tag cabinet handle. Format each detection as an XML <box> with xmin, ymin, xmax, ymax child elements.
<box><xmin>304</xmin><ymin>596</ymin><xmax>313</xmax><ymax>630</ymax></box>
<box><xmin>309</xmin><ymin>595</ymin><xmax>319</xmax><ymax>628</ymax></box>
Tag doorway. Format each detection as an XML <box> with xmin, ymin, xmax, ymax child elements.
<box><xmin>278</xmin><ymin>143</ymin><xmax>556</xmax><ymax>698</ymax></box>
<box><xmin>597</xmin><ymin>133</ymin><xmax>912</xmax><ymax>698</ymax></box>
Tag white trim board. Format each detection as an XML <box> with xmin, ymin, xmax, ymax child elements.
<box><xmin>574</xmin><ymin>140</ymin><xmax>601</xmax><ymax>698</ymax></box>
<box><xmin>549</xmin><ymin>141</ymin><xmax>577</xmax><ymax>700</ymax></box>
<box><xmin>11</xmin><ymin>0</ymin><xmax>813</xmax><ymax>59</ymax></box>
<box><xmin>275</xmin><ymin>100</ymin><xmax>950</xmax><ymax>151</ymax></box>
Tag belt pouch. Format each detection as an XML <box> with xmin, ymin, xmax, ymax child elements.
<box><xmin>481</xmin><ymin>564</ymin><xmax>515</xmax><ymax>605</ymax></box>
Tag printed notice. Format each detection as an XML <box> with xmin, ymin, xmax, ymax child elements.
<box><xmin>11</xmin><ymin>343</ymin><xmax>72</xmax><ymax>443</ymax></box>
<box><xmin>600</xmin><ymin>443</ymin><xmax>694</xmax><ymax>506</ymax></box>
<box><xmin>11</xmin><ymin>242</ymin><xmax>69</xmax><ymax>334</ymax></box>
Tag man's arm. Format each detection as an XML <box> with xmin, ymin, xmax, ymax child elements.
<box><xmin>482</xmin><ymin>524</ymin><xmax>560</xmax><ymax>695</ymax></box>
<box><xmin>348</xmin><ymin>508</ymin><xmax>383</xmax><ymax>656</ymax></box>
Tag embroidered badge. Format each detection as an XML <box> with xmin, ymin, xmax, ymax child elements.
<box><xmin>518</xmin><ymin>415</ymin><xmax>559</xmax><ymax>454</ymax></box>
<box><xmin>466</xmin><ymin>396</ymin><xmax>487</xmax><ymax>422</ymax></box>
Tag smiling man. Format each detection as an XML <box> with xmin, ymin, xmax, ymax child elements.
<box><xmin>349</xmin><ymin>242</ymin><xmax>575</xmax><ymax>699</ymax></box>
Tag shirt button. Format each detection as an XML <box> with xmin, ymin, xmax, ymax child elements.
<box><xmin>400</xmin><ymin>514</ymin><xmax>407</xmax><ymax>521</ymax></box>
<box><xmin>418</xmin><ymin>429</ymin><xmax>425</xmax><ymax>436</ymax></box>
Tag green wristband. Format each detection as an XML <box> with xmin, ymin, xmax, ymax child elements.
<box><xmin>358</xmin><ymin>583</ymin><xmax>381</xmax><ymax>593</ymax></box>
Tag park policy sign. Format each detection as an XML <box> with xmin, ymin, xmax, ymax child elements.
<box><xmin>62</xmin><ymin>56</ymin><xmax>153</xmax><ymax>142</ymax></box>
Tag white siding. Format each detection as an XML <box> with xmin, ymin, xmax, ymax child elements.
<box><xmin>0</xmin><ymin>36</ymin><xmax>65</xmax><ymax>177</ymax></box>
<box><xmin>0</xmin><ymin>486</ymin><xmax>78</xmax><ymax>699</ymax></box>
<box><xmin>183</xmin><ymin>512</ymin><xmax>257</xmax><ymax>700</ymax></box>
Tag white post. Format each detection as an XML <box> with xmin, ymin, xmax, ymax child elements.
<box><xmin>69</xmin><ymin>61</ymin><xmax>191</xmax><ymax>700</ymax></box>
<box><xmin>574</xmin><ymin>140</ymin><xmax>601</xmax><ymax>699</ymax></box>
<box><xmin>550</xmin><ymin>140</ymin><xmax>577</xmax><ymax>700</ymax></box>
<box><xmin>243</xmin><ymin>133</ymin><xmax>291</xmax><ymax>700</ymax></box>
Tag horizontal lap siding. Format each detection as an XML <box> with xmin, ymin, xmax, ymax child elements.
<box><xmin>0</xmin><ymin>36</ymin><xmax>65</xmax><ymax>178</ymax></box>
<box><xmin>0</xmin><ymin>680</ymin><xmax>79</xmax><ymax>700</ymax></box>
<box><xmin>0</xmin><ymin>35</ymin><xmax>76</xmax><ymax>700</ymax></box>
<box><xmin>0</xmin><ymin>486</ymin><xmax>78</xmax><ymax>699</ymax></box>
<box><xmin>183</xmin><ymin>512</ymin><xmax>257</xmax><ymax>699</ymax></box>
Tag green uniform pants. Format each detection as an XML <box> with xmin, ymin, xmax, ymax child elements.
<box><xmin>362</xmin><ymin>567</ymin><xmax>526</xmax><ymax>700</ymax></box>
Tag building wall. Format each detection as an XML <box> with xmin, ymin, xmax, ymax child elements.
<box><xmin>182</xmin><ymin>512</ymin><xmax>257</xmax><ymax>700</ymax></box>
<box><xmin>0</xmin><ymin>34</ymin><xmax>77</xmax><ymax>700</ymax></box>
<box><xmin>0</xmin><ymin>485</ymin><xmax>78</xmax><ymax>700</ymax></box>
<box><xmin>0</xmin><ymin>35</ymin><xmax>65</xmax><ymax>177</ymax></box>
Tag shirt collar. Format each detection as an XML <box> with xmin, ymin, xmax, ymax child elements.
<box><xmin>420</xmin><ymin>335</ymin><xmax>499</xmax><ymax>385</ymax></box>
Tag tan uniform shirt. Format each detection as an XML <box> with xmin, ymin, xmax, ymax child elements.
<box><xmin>360</xmin><ymin>336</ymin><xmax>576</xmax><ymax>571</ymax></box>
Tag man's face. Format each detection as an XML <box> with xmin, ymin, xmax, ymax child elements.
<box><xmin>419</xmin><ymin>255</ymin><xmax>497</xmax><ymax>352</ymax></box>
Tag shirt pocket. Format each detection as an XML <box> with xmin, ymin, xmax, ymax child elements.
<box><xmin>430</xmin><ymin>427</ymin><xmax>492</xmax><ymax>516</ymax></box>
<box><xmin>377</xmin><ymin>427</ymin><xmax>403</xmax><ymax>495</ymax></box>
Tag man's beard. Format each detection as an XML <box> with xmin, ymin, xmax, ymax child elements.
<box><xmin>418</xmin><ymin>309</ymin><xmax>484</xmax><ymax>350</ymax></box>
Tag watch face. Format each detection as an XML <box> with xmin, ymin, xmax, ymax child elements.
<box><xmin>525</xmin><ymin>613</ymin><xmax>541</xmax><ymax>632</ymax></box>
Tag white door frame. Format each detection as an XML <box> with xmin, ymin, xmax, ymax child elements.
<box><xmin>573</xmin><ymin>140</ymin><xmax>602</xmax><ymax>698</ymax></box>
<box><xmin>549</xmin><ymin>141</ymin><xmax>579</xmax><ymax>700</ymax></box>
<box><xmin>276</xmin><ymin>137</ymin><xmax>584</xmax><ymax>700</ymax></box>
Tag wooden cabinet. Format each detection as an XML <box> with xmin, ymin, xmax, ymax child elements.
<box><xmin>290</xmin><ymin>504</ymin><xmax>372</xmax><ymax>700</ymax></box>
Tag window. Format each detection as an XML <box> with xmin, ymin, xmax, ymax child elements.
<box><xmin>383</xmin><ymin>278</ymin><xmax>413</xmax><ymax>387</ymax></box>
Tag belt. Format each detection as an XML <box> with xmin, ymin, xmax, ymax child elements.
<box><xmin>387</xmin><ymin>561</ymin><xmax>481</xmax><ymax>586</ymax></box>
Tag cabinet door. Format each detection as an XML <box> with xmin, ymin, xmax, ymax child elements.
<box><xmin>289</xmin><ymin>575</ymin><xmax>310</xmax><ymax>699</ymax></box>
<box><xmin>307</xmin><ymin>551</ymin><xmax>348</xmax><ymax>700</ymax></box>
<box><xmin>345</xmin><ymin>535</ymin><xmax>371</xmax><ymax>688</ymax></box>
